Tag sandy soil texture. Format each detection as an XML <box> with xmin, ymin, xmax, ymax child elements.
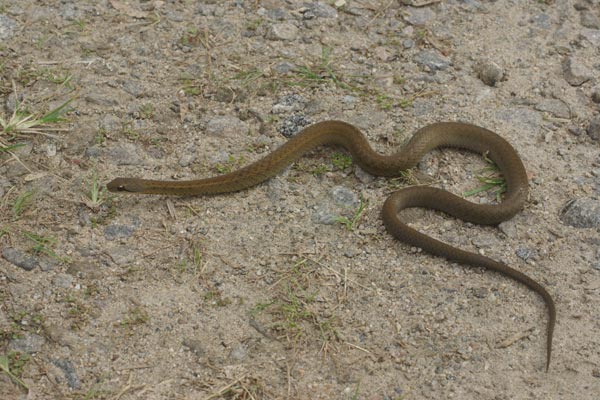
<box><xmin>1</xmin><ymin>0</ymin><xmax>600</xmax><ymax>399</ymax></box>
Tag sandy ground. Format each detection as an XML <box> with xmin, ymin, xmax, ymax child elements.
<box><xmin>1</xmin><ymin>0</ymin><xmax>599</xmax><ymax>399</ymax></box>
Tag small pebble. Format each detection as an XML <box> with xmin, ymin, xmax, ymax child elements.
<box><xmin>414</xmin><ymin>50</ymin><xmax>450</xmax><ymax>71</ymax></box>
<box><xmin>0</xmin><ymin>15</ymin><xmax>18</xmax><ymax>40</ymax></box>
<box><xmin>560</xmin><ymin>198</ymin><xmax>600</xmax><ymax>228</ymax></box>
<box><xmin>587</xmin><ymin>116</ymin><xmax>600</xmax><ymax>141</ymax></box>
<box><xmin>476</xmin><ymin>61</ymin><xmax>504</xmax><ymax>87</ymax></box>
<box><xmin>53</xmin><ymin>359</ymin><xmax>81</xmax><ymax>389</ymax></box>
<box><xmin>563</xmin><ymin>57</ymin><xmax>592</xmax><ymax>86</ymax></box>
<box><xmin>266</xmin><ymin>23</ymin><xmax>298</xmax><ymax>41</ymax></box>
<box><xmin>2</xmin><ymin>247</ymin><xmax>38</xmax><ymax>271</ymax></box>
<box><xmin>278</xmin><ymin>115</ymin><xmax>311</xmax><ymax>138</ymax></box>
<box><xmin>206</xmin><ymin>116</ymin><xmax>248</xmax><ymax>137</ymax></box>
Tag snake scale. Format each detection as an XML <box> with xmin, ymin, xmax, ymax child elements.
<box><xmin>107</xmin><ymin>120</ymin><xmax>555</xmax><ymax>371</ymax></box>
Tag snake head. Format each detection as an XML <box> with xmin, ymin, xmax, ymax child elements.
<box><xmin>106</xmin><ymin>178</ymin><xmax>142</xmax><ymax>193</ymax></box>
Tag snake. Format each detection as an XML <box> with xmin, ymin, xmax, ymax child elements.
<box><xmin>106</xmin><ymin>120</ymin><xmax>555</xmax><ymax>371</ymax></box>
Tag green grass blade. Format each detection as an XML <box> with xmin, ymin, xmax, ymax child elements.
<box><xmin>39</xmin><ymin>99</ymin><xmax>72</xmax><ymax>123</ymax></box>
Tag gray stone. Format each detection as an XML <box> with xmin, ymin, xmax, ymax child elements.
<box><xmin>530</xmin><ymin>13</ymin><xmax>551</xmax><ymax>29</ymax></box>
<box><xmin>0</xmin><ymin>15</ymin><xmax>17</xmax><ymax>40</ymax></box>
<box><xmin>580</xmin><ymin>28</ymin><xmax>600</xmax><ymax>46</ymax></box>
<box><xmin>560</xmin><ymin>198</ymin><xmax>600</xmax><ymax>228</ymax></box>
<box><xmin>2</xmin><ymin>247</ymin><xmax>38</xmax><ymax>271</ymax></box>
<box><xmin>272</xmin><ymin>94</ymin><xmax>306</xmax><ymax>114</ymax></box>
<box><xmin>105</xmin><ymin>246</ymin><xmax>136</xmax><ymax>265</ymax></box>
<box><xmin>592</xmin><ymin>86</ymin><xmax>600</xmax><ymax>104</ymax></box>
<box><xmin>52</xmin><ymin>273</ymin><xmax>74</xmax><ymax>289</ymax></box>
<box><xmin>404</xmin><ymin>6</ymin><xmax>435</xmax><ymax>26</ymax></box>
<box><xmin>587</xmin><ymin>116</ymin><xmax>600</xmax><ymax>141</ymax></box>
<box><xmin>60</xmin><ymin>3</ymin><xmax>84</xmax><ymax>20</ymax></box>
<box><xmin>278</xmin><ymin>115</ymin><xmax>312</xmax><ymax>138</ymax></box>
<box><xmin>274</xmin><ymin>62</ymin><xmax>297</xmax><ymax>74</ymax></box>
<box><xmin>9</xmin><ymin>333</ymin><xmax>46</xmax><ymax>354</ymax></box>
<box><xmin>534</xmin><ymin>99</ymin><xmax>571</xmax><ymax>119</ymax></box>
<box><xmin>98</xmin><ymin>114</ymin><xmax>122</xmax><ymax>132</ymax></box>
<box><xmin>580</xmin><ymin>11</ymin><xmax>600</xmax><ymax>29</ymax></box>
<box><xmin>303</xmin><ymin>2</ymin><xmax>338</xmax><ymax>18</ymax></box>
<box><xmin>403</xmin><ymin>39</ymin><xmax>415</xmax><ymax>49</ymax></box>
<box><xmin>496</xmin><ymin>107</ymin><xmax>542</xmax><ymax>132</ymax></box>
<box><xmin>472</xmin><ymin>235</ymin><xmax>498</xmax><ymax>249</ymax></box>
<box><xmin>85</xmin><ymin>92</ymin><xmax>119</xmax><ymax>107</ymax></box>
<box><xmin>414</xmin><ymin>51</ymin><xmax>450</xmax><ymax>71</ymax></box>
<box><xmin>182</xmin><ymin>338</ymin><xmax>206</xmax><ymax>357</ymax></box>
<box><xmin>53</xmin><ymin>359</ymin><xmax>81</xmax><ymax>389</ymax></box>
<box><xmin>354</xmin><ymin>166</ymin><xmax>375</xmax><ymax>184</ymax></box>
<box><xmin>179</xmin><ymin>150</ymin><xmax>196</xmax><ymax>167</ymax></box>
<box><xmin>229</xmin><ymin>343</ymin><xmax>248</xmax><ymax>361</ymax></box>
<box><xmin>266</xmin><ymin>23</ymin><xmax>298</xmax><ymax>41</ymax></box>
<box><xmin>209</xmin><ymin>150</ymin><xmax>231</xmax><ymax>165</ymax></box>
<box><xmin>267</xmin><ymin>8</ymin><xmax>288</xmax><ymax>21</ymax></box>
<box><xmin>498</xmin><ymin>220</ymin><xmax>518</xmax><ymax>237</ymax></box>
<box><xmin>84</xmin><ymin>146</ymin><xmax>102</xmax><ymax>158</ymax></box>
<box><xmin>516</xmin><ymin>247</ymin><xmax>538</xmax><ymax>261</ymax></box>
<box><xmin>122</xmin><ymin>80</ymin><xmax>146</xmax><ymax>98</ymax></box>
<box><xmin>205</xmin><ymin>116</ymin><xmax>248</xmax><ymax>137</ymax></box>
<box><xmin>313</xmin><ymin>206</ymin><xmax>338</xmax><ymax>225</ymax></box>
<box><xmin>476</xmin><ymin>61</ymin><xmax>504</xmax><ymax>87</ymax></box>
<box><xmin>331</xmin><ymin>186</ymin><xmax>360</xmax><ymax>208</ymax></box>
<box><xmin>562</xmin><ymin>57</ymin><xmax>592</xmax><ymax>86</ymax></box>
<box><xmin>104</xmin><ymin>223</ymin><xmax>137</xmax><ymax>240</ymax></box>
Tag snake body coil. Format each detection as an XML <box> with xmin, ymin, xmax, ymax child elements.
<box><xmin>107</xmin><ymin>120</ymin><xmax>555</xmax><ymax>371</ymax></box>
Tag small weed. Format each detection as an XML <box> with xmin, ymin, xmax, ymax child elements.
<box><xmin>376</xmin><ymin>93</ymin><xmax>394</xmax><ymax>110</ymax></box>
<box><xmin>215</xmin><ymin>154</ymin><xmax>245</xmax><ymax>174</ymax></box>
<box><xmin>204</xmin><ymin>288</ymin><xmax>232</xmax><ymax>307</ymax></box>
<box><xmin>72</xmin><ymin>19</ymin><xmax>87</xmax><ymax>31</ymax></box>
<box><xmin>0</xmin><ymin>142</ymin><xmax>25</xmax><ymax>153</ymax></box>
<box><xmin>180</xmin><ymin>78</ymin><xmax>201</xmax><ymax>96</ymax></box>
<box><xmin>0</xmin><ymin>227</ymin><xmax>10</xmax><ymax>239</ymax></box>
<box><xmin>0</xmin><ymin>352</ymin><xmax>29</xmax><ymax>390</ymax></box>
<box><xmin>121</xmin><ymin>123</ymin><xmax>140</xmax><ymax>141</ymax></box>
<box><xmin>82</xmin><ymin>172</ymin><xmax>107</xmax><ymax>210</ymax></box>
<box><xmin>22</xmin><ymin>231</ymin><xmax>61</xmax><ymax>261</ymax></box>
<box><xmin>139</xmin><ymin>103</ymin><xmax>154</xmax><ymax>119</ymax></box>
<box><xmin>463</xmin><ymin>155</ymin><xmax>506</xmax><ymax>201</ymax></box>
<box><xmin>311</xmin><ymin>164</ymin><xmax>329</xmax><ymax>177</ymax></box>
<box><xmin>120</xmin><ymin>306</ymin><xmax>149</xmax><ymax>327</ymax></box>
<box><xmin>9</xmin><ymin>310</ymin><xmax>44</xmax><ymax>332</ymax></box>
<box><xmin>65</xmin><ymin>297</ymin><xmax>90</xmax><ymax>330</ymax></box>
<box><xmin>0</xmin><ymin>96</ymin><xmax>70</xmax><ymax>138</ymax></box>
<box><xmin>286</xmin><ymin>47</ymin><xmax>353</xmax><ymax>91</ymax></box>
<box><xmin>246</xmin><ymin>17</ymin><xmax>264</xmax><ymax>31</ymax></box>
<box><xmin>234</xmin><ymin>68</ymin><xmax>264</xmax><ymax>88</ymax></box>
<box><xmin>387</xmin><ymin>170</ymin><xmax>420</xmax><ymax>190</ymax></box>
<box><xmin>250</xmin><ymin>259</ymin><xmax>339</xmax><ymax>344</ymax></box>
<box><xmin>12</xmin><ymin>190</ymin><xmax>34</xmax><ymax>219</ymax></box>
<box><xmin>94</xmin><ymin>128</ymin><xmax>107</xmax><ymax>145</ymax></box>
<box><xmin>177</xmin><ymin>244</ymin><xmax>203</xmax><ymax>275</ymax></box>
<box><xmin>336</xmin><ymin>197</ymin><xmax>368</xmax><ymax>231</ymax></box>
<box><xmin>43</xmin><ymin>67</ymin><xmax>73</xmax><ymax>87</ymax></box>
<box><xmin>180</xmin><ymin>26</ymin><xmax>202</xmax><ymax>47</ymax></box>
<box><xmin>332</xmin><ymin>152</ymin><xmax>353</xmax><ymax>170</ymax></box>
<box><xmin>0</xmin><ymin>85</ymin><xmax>71</xmax><ymax>169</ymax></box>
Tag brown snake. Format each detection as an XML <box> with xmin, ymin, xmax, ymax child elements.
<box><xmin>107</xmin><ymin>120</ymin><xmax>555</xmax><ymax>371</ymax></box>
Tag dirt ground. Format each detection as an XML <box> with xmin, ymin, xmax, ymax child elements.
<box><xmin>1</xmin><ymin>0</ymin><xmax>599</xmax><ymax>399</ymax></box>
